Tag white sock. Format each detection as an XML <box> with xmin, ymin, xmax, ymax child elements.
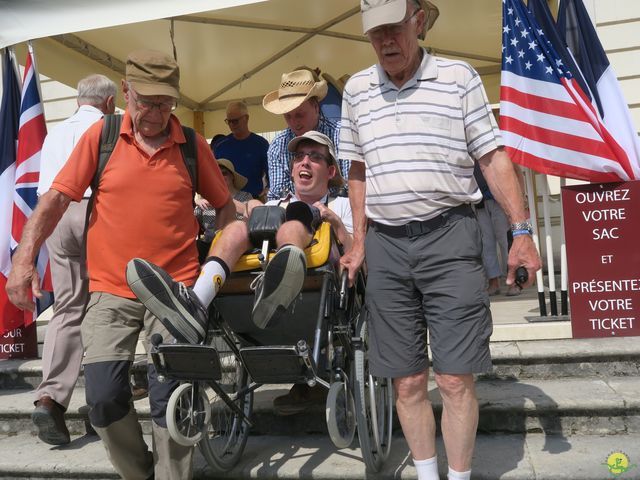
<box><xmin>448</xmin><ymin>466</ymin><xmax>471</xmax><ymax>480</ymax></box>
<box><xmin>414</xmin><ymin>456</ymin><xmax>439</xmax><ymax>480</ymax></box>
<box><xmin>192</xmin><ymin>257</ymin><xmax>229</xmax><ymax>307</ymax></box>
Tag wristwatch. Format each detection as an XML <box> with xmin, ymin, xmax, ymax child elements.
<box><xmin>510</xmin><ymin>221</ymin><xmax>533</xmax><ymax>236</ymax></box>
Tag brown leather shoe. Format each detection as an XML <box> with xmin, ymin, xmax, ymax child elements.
<box><xmin>273</xmin><ymin>384</ymin><xmax>327</xmax><ymax>416</ymax></box>
<box><xmin>32</xmin><ymin>396</ymin><xmax>71</xmax><ymax>445</ymax></box>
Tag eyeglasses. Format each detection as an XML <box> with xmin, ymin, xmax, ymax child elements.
<box><xmin>225</xmin><ymin>115</ymin><xmax>247</xmax><ymax>126</ymax></box>
<box><xmin>129</xmin><ymin>89</ymin><xmax>177</xmax><ymax>113</ymax></box>
<box><xmin>368</xmin><ymin>9</ymin><xmax>420</xmax><ymax>41</ymax></box>
<box><xmin>292</xmin><ymin>151</ymin><xmax>329</xmax><ymax>163</ymax></box>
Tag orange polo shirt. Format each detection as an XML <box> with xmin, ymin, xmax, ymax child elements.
<box><xmin>52</xmin><ymin>112</ymin><xmax>230</xmax><ymax>298</ymax></box>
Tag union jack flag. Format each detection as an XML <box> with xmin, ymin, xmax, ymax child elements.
<box><xmin>10</xmin><ymin>46</ymin><xmax>51</xmax><ymax>326</ymax></box>
<box><xmin>499</xmin><ymin>0</ymin><xmax>636</xmax><ymax>183</ymax></box>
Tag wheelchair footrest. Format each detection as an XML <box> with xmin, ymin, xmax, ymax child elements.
<box><xmin>153</xmin><ymin>344</ymin><xmax>222</xmax><ymax>382</ymax></box>
<box><xmin>240</xmin><ymin>346</ymin><xmax>311</xmax><ymax>384</ymax></box>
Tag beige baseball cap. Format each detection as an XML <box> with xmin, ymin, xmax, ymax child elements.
<box><xmin>361</xmin><ymin>0</ymin><xmax>439</xmax><ymax>39</ymax></box>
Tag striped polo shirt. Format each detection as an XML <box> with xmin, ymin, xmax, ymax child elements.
<box><xmin>339</xmin><ymin>49</ymin><xmax>503</xmax><ymax>226</ymax></box>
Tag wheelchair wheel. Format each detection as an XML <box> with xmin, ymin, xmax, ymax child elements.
<box><xmin>166</xmin><ymin>382</ymin><xmax>211</xmax><ymax>447</ymax></box>
<box><xmin>352</xmin><ymin>314</ymin><xmax>394</xmax><ymax>472</ymax></box>
<box><xmin>199</xmin><ymin>332</ymin><xmax>253</xmax><ymax>472</ymax></box>
<box><xmin>326</xmin><ymin>380</ymin><xmax>356</xmax><ymax>449</ymax></box>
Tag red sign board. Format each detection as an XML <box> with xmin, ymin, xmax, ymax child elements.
<box><xmin>0</xmin><ymin>323</ymin><xmax>38</xmax><ymax>359</ymax></box>
<box><xmin>562</xmin><ymin>181</ymin><xmax>640</xmax><ymax>338</ymax></box>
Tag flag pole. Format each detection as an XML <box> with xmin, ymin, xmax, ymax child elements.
<box><xmin>525</xmin><ymin>169</ymin><xmax>547</xmax><ymax>316</ymax></box>
<box><xmin>27</xmin><ymin>41</ymin><xmax>45</xmax><ymax>117</ymax></box>
<box><xmin>541</xmin><ymin>175</ymin><xmax>557</xmax><ymax>316</ymax></box>
<box><xmin>559</xmin><ymin>177</ymin><xmax>569</xmax><ymax>315</ymax></box>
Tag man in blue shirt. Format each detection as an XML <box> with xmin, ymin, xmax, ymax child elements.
<box><xmin>214</xmin><ymin>101</ymin><xmax>269</xmax><ymax>198</ymax></box>
<box><xmin>263</xmin><ymin>69</ymin><xmax>350</xmax><ymax>200</ymax></box>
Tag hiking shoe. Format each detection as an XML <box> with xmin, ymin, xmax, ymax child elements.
<box><xmin>251</xmin><ymin>245</ymin><xmax>306</xmax><ymax>329</ymax></box>
<box><xmin>273</xmin><ymin>384</ymin><xmax>327</xmax><ymax>416</ymax></box>
<box><xmin>126</xmin><ymin>258</ymin><xmax>207</xmax><ymax>344</ymax></box>
<box><xmin>32</xmin><ymin>396</ymin><xmax>71</xmax><ymax>445</ymax></box>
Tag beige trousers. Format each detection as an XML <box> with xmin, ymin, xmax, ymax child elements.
<box><xmin>36</xmin><ymin>199</ymin><xmax>89</xmax><ymax>408</ymax></box>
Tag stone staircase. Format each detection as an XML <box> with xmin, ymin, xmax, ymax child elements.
<box><xmin>0</xmin><ymin>336</ymin><xmax>639</xmax><ymax>479</ymax></box>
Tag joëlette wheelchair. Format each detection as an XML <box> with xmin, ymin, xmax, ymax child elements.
<box><xmin>149</xmin><ymin>205</ymin><xmax>394</xmax><ymax>473</ymax></box>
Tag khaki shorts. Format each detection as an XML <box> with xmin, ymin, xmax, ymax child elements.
<box><xmin>81</xmin><ymin>292</ymin><xmax>175</xmax><ymax>365</ymax></box>
<box><xmin>365</xmin><ymin>214</ymin><xmax>493</xmax><ymax>378</ymax></box>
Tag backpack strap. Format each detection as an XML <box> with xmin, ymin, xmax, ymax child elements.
<box><xmin>82</xmin><ymin>113</ymin><xmax>122</xmax><ymax>262</ymax></box>
<box><xmin>180</xmin><ymin>126</ymin><xmax>198</xmax><ymax>201</ymax></box>
<box><xmin>94</xmin><ymin>114</ymin><xmax>122</xmax><ymax>191</ymax></box>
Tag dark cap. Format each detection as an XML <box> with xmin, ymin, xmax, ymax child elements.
<box><xmin>126</xmin><ymin>49</ymin><xmax>180</xmax><ymax>99</ymax></box>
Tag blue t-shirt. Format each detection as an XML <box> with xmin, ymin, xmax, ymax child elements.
<box><xmin>214</xmin><ymin>133</ymin><xmax>269</xmax><ymax>197</ymax></box>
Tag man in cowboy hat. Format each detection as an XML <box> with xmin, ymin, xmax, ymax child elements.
<box><xmin>127</xmin><ymin>130</ymin><xmax>352</xmax><ymax>342</ymax></box>
<box><xmin>213</xmin><ymin>101</ymin><xmax>270</xmax><ymax>199</ymax></box>
<box><xmin>263</xmin><ymin>69</ymin><xmax>350</xmax><ymax>201</ymax></box>
<box><xmin>339</xmin><ymin>1</ymin><xmax>541</xmax><ymax>479</ymax></box>
<box><xmin>7</xmin><ymin>49</ymin><xmax>236</xmax><ymax>479</ymax></box>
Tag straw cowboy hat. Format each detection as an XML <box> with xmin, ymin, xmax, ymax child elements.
<box><xmin>217</xmin><ymin>158</ymin><xmax>248</xmax><ymax>190</ymax></box>
<box><xmin>262</xmin><ymin>70</ymin><xmax>328</xmax><ymax>115</ymax></box>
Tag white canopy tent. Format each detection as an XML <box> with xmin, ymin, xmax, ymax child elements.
<box><xmin>0</xmin><ymin>0</ymin><xmax>506</xmax><ymax>137</ymax></box>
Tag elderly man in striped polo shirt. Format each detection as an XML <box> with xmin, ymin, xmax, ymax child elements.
<box><xmin>340</xmin><ymin>1</ymin><xmax>541</xmax><ymax>480</ymax></box>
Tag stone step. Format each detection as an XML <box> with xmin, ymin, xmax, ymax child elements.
<box><xmin>2</xmin><ymin>375</ymin><xmax>639</xmax><ymax>438</ymax></box>
<box><xmin>3</xmin><ymin>337</ymin><xmax>638</xmax><ymax>391</ymax></box>
<box><xmin>489</xmin><ymin>337</ymin><xmax>640</xmax><ymax>379</ymax></box>
<box><xmin>0</xmin><ymin>431</ymin><xmax>638</xmax><ymax>480</ymax></box>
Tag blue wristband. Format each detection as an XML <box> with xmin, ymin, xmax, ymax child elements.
<box><xmin>512</xmin><ymin>229</ymin><xmax>531</xmax><ymax>237</ymax></box>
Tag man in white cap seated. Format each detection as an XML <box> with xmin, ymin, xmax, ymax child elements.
<box><xmin>127</xmin><ymin>130</ymin><xmax>351</xmax><ymax>344</ymax></box>
<box><xmin>263</xmin><ymin>69</ymin><xmax>350</xmax><ymax>201</ymax></box>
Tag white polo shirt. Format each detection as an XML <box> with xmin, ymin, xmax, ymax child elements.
<box><xmin>339</xmin><ymin>49</ymin><xmax>503</xmax><ymax>226</ymax></box>
<box><xmin>37</xmin><ymin>104</ymin><xmax>104</xmax><ymax>197</ymax></box>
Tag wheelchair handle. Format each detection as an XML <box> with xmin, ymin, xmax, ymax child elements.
<box><xmin>339</xmin><ymin>270</ymin><xmax>349</xmax><ymax>310</ymax></box>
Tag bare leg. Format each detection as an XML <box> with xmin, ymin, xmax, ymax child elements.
<box><xmin>394</xmin><ymin>370</ymin><xmax>437</xmax><ymax>460</ymax></box>
<box><xmin>205</xmin><ymin>220</ymin><xmax>252</xmax><ymax>266</ymax></box>
<box><xmin>275</xmin><ymin>220</ymin><xmax>312</xmax><ymax>250</ymax></box>
<box><xmin>435</xmin><ymin>373</ymin><xmax>478</xmax><ymax>471</ymax></box>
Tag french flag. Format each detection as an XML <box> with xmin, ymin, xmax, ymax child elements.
<box><xmin>557</xmin><ymin>0</ymin><xmax>640</xmax><ymax>179</ymax></box>
<box><xmin>0</xmin><ymin>48</ymin><xmax>24</xmax><ymax>334</ymax></box>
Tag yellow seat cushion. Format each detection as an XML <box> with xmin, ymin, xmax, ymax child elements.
<box><xmin>210</xmin><ymin>222</ymin><xmax>333</xmax><ymax>273</ymax></box>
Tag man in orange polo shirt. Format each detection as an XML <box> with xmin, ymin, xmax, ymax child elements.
<box><xmin>6</xmin><ymin>50</ymin><xmax>235</xmax><ymax>480</ymax></box>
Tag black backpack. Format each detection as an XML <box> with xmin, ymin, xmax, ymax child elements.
<box><xmin>83</xmin><ymin>114</ymin><xmax>199</xmax><ymax>249</ymax></box>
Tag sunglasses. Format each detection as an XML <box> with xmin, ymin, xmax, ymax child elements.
<box><xmin>224</xmin><ymin>115</ymin><xmax>247</xmax><ymax>126</ymax></box>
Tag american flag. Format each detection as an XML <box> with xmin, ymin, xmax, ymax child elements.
<box><xmin>10</xmin><ymin>47</ymin><xmax>51</xmax><ymax>326</ymax></box>
<box><xmin>499</xmin><ymin>0</ymin><xmax>636</xmax><ymax>183</ymax></box>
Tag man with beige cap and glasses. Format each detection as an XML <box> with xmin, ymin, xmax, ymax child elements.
<box><xmin>7</xmin><ymin>49</ymin><xmax>236</xmax><ymax>479</ymax></box>
<box><xmin>263</xmin><ymin>69</ymin><xmax>350</xmax><ymax>201</ymax></box>
<box><xmin>340</xmin><ymin>1</ymin><xmax>541</xmax><ymax>479</ymax></box>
